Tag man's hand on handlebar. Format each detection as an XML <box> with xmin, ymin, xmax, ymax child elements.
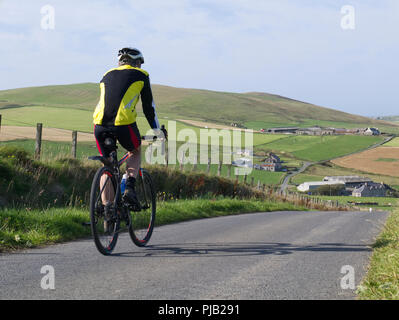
<box><xmin>153</xmin><ymin>125</ymin><xmax>168</xmax><ymax>140</ymax></box>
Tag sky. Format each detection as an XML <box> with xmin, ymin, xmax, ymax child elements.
<box><xmin>0</xmin><ymin>0</ymin><xmax>398</xmax><ymax>117</ymax></box>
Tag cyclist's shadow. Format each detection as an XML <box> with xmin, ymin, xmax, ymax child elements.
<box><xmin>114</xmin><ymin>242</ymin><xmax>370</xmax><ymax>258</ymax></box>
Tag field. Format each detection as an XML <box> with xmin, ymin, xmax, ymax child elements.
<box><xmin>254</xmin><ymin>135</ymin><xmax>384</xmax><ymax>162</ymax></box>
<box><xmin>332</xmin><ymin>147</ymin><xmax>399</xmax><ymax>177</ymax></box>
<box><xmin>382</xmin><ymin>137</ymin><xmax>399</xmax><ymax>147</ymax></box>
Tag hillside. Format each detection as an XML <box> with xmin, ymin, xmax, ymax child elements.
<box><xmin>0</xmin><ymin>83</ymin><xmax>398</xmax><ymax>132</ymax></box>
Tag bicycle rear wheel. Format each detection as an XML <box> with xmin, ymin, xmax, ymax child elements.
<box><xmin>90</xmin><ymin>166</ymin><xmax>120</xmax><ymax>255</ymax></box>
<box><xmin>128</xmin><ymin>169</ymin><xmax>156</xmax><ymax>247</ymax></box>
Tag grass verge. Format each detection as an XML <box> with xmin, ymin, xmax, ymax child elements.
<box><xmin>0</xmin><ymin>198</ymin><xmax>306</xmax><ymax>252</ymax></box>
<box><xmin>357</xmin><ymin>208</ymin><xmax>399</xmax><ymax>299</ymax></box>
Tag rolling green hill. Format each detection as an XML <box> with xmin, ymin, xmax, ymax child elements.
<box><xmin>1</xmin><ymin>83</ymin><xmax>398</xmax><ymax>133</ymax></box>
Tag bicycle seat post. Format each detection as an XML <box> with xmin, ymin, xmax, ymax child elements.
<box><xmin>103</xmin><ymin>135</ymin><xmax>118</xmax><ymax>168</ymax></box>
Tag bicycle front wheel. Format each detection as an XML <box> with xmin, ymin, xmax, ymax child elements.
<box><xmin>89</xmin><ymin>166</ymin><xmax>120</xmax><ymax>255</ymax></box>
<box><xmin>128</xmin><ymin>169</ymin><xmax>156</xmax><ymax>247</ymax></box>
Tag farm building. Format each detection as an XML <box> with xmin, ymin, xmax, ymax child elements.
<box><xmin>352</xmin><ymin>183</ymin><xmax>387</xmax><ymax>197</ymax></box>
<box><xmin>296</xmin><ymin>127</ymin><xmax>335</xmax><ymax>135</ymax></box>
<box><xmin>323</xmin><ymin>176</ymin><xmax>373</xmax><ymax>189</ymax></box>
<box><xmin>266</xmin><ymin>127</ymin><xmax>299</xmax><ymax>134</ymax></box>
<box><xmin>297</xmin><ymin>181</ymin><xmax>345</xmax><ymax>192</ymax></box>
<box><xmin>332</xmin><ymin>128</ymin><xmax>361</xmax><ymax>135</ymax></box>
<box><xmin>259</xmin><ymin>153</ymin><xmax>283</xmax><ymax>172</ymax></box>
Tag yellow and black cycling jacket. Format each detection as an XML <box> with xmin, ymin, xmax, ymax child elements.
<box><xmin>93</xmin><ymin>65</ymin><xmax>159</xmax><ymax>129</ymax></box>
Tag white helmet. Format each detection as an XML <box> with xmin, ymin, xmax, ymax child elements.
<box><xmin>118</xmin><ymin>47</ymin><xmax>144</xmax><ymax>64</ymax></box>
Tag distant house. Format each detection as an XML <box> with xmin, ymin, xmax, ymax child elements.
<box><xmin>260</xmin><ymin>153</ymin><xmax>283</xmax><ymax>172</ymax></box>
<box><xmin>352</xmin><ymin>183</ymin><xmax>387</xmax><ymax>197</ymax></box>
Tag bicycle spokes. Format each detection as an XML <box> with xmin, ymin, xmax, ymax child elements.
<box><xmin>90</xmin><ymin>167</ymin><xmax>119</xmax><ymax>255</ymax></box>
<box><xmin>128</xmin><ymin>170</ymin><xmax>156</xmax><ymax>246</ymax></box>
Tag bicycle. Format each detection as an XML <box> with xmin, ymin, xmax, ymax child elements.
<box><xmin>88</xmin><ymin>132</ymin><xmax>159</xmax><ymax>255</ymax></box>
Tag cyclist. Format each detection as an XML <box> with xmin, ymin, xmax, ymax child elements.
<box><xmin>93</xmin><ymin>47</ymin><xmax>167</xmax><ymax>208</ymax></box>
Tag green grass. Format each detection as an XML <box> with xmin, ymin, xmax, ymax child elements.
<box><xmin>292</xmin><ymin>174</ymin><xmax>325</xmax><ymax>185</ymax></box>
<box><xmin>0</xmin><ymin>207</ymin><xmax>89</xmax><ymax>251</ymax></box>
<box><xmin>0</xmin><ymin>198</ymin><xmax>306</xmax><ymax>252</ymax></box>
<box><xmin>357</xmin><ymin>208</ymin><xmax>399</xmax><ymax>299</ymax></box>
<box><xmin>308</xmin><ymin>195</ymin><xmax>398</xmax><ymax>212</ymax></box>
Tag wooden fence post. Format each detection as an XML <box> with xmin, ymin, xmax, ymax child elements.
<box><xmin>217</xmin><ymin>161</ymin><xmax>222</xmax><ymax>176</ymax></box>
<box><xmin>180</xmin><ymin>153</ymin><xmax>185</xmax><ymax>171</ymax></box>
<box><xmin>257</xmin><ymin>180</ymin><xmax>261</xmax><ymax>190</ymax></box>
<box><xmin>35</xmin><ymin>123</ymin><xmax>42</xmax><ymax>160</ymax></box>
<box><xmin>0</xmin><ymin>114</ymin><xmax>2</xmax><ymax>132</ymax></box>
<box><xmin>244</xmin><ymin>174</ymin><xmax>247</xmax><ymax>185</ymax></box>
<box><xmin>71</xmin><ymin>131</ymin><xmax>77</xmax><ymax>159</ymax></box>
<box><xmin>207</xmin><ymin>158</ymin><xmax>211</xmax><ymax>174</ymax></box>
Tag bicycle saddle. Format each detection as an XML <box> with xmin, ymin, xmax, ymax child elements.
<box><xmin>102</xmin><ymin>132</ymin><xmax>118</xmax><ymax>151</ymax></box>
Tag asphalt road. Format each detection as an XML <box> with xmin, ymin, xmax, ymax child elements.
<box><xmin>280</xmin><ymin>161</ymin><xmax>313</xmax><ymax>192</ymax></box>
<box><xmin>0</xmin><ymin>210</ymin><xmax>388</xmax><ymax>300</ymax></box>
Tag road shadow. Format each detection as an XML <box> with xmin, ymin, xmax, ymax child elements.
<box><xmin>114</xmin><ymin>241</ymin><xmax>371</xmax><ymax>258</ymax></box>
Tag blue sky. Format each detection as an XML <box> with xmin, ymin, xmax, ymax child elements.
<box><xmin>0</xmin><ymin>0</ymin><xmax>398</xmax><ymax>117</ymax></box>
